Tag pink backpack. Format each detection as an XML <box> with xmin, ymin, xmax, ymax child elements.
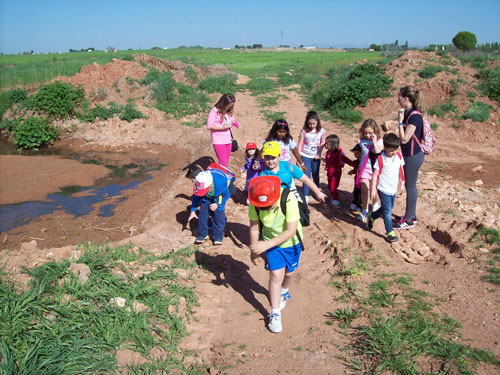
<box><xmin>407</xmin><ymin>111</ymin><xmax>435</xmax><ymax>155</ymax></box>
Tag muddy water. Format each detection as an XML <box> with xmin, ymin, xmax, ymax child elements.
<box><xmin>0</xmin><ymin>139</ymin><xmax>188</xmax><ymax>250</ymax></box>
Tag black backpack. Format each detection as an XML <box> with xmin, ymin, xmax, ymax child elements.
<box><xmin>256</xmin><ymin>187</ymin><xmax>309</xmax><ymax>251</ymax></box>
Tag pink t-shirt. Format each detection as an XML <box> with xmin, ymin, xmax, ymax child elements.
<box><xmin>207</xmin><ymin>107</ymin><xmax>235</xmax><ymax>145</ymax></box>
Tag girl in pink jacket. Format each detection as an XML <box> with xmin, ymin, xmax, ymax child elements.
<box><xmin>207</xmin><ymin>93</ymin><xmax>239</xmax><ymax>167</ymax></box>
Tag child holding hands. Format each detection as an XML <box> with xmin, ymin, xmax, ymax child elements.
<box><xmin>324</xmin><ymin>134</ymin><xmax>354</xmax><ymax>206</ymax></box>
<box><xmin>367</xmin><ymin>133</ymin><xmax>405</xmax><ymax>243</ymax></box>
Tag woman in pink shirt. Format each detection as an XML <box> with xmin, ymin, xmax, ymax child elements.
<box><xmin>207</xmin><ymin>93</ymin><xmax>239</xmax><ymax>167</ymax></box>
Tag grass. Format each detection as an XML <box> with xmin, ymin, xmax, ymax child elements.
<box><xmin>0</xmin><ymin>242</ymin><xmax>206</xmax><ymax>374</ymax></box>
<box><xmin>260</xmin><ymin>109</ymin><xmax>286</xmax><ymax>124</ymax></box>
<box><xmin>0</xmin><ymin>48</ymin><xmax>381</xmax><ymax>89</ymax></box>
<box><xmin>329</xmin><ymin>266</ymin><xmax>500</xmax><ymax>373</ymax></box>
<box><xmin>428</xmin><ymin>102</ymin><xmax>459</xmax><ymax>118</ymax></box>
<box><xmin>461</xmin><ymin>101</ymin><xmax>491</xmax><ymax>122</ymax></box>
<box><xmin>475</xmin><ymin>228</ymin><xmax>500</xmax><ymax>285</ymax></box>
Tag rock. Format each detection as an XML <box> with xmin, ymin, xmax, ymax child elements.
<box><xmin>69</xmin><ymin>263</ymin><xmax>91</xmax><ymax>284</ymax></box>
<box><xmin>478</xmin><ymin>248</ymin><xmax>489</xmax><ymax>254</ymax></box>
<box><xmin>110</xmin><ymin>297</ymin><xmax>127</xmax><ymax>308</ymax></box>
<box><xmin>472</xmin><ymin>165</ymin><xmax>483</xmax><ymax>172</ymax></box>
<box><xmin>132</xmin><ymin>301</ymin><xmax>149</xmax><ymax>313</ymax></box>
<box><xmin>474</xmin><ymin>180</ymin><xmax>483</xmax><ymax>186</ymax></box>
<box><xmin>84</xmin><ymin>135</ymin><xmax>94</xmax><ymax>142</ymax></box>
<box><xmin>472</xmin><ymin>206</ymin><xmax>482</xmax><ymax>213</ymax></box>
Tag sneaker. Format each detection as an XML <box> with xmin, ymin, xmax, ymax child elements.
<box><xmin>367</xmin><ymin>214</ymin><xmax>375</xmax><ymax>230</ymax></box>
<box><xmin>305</xmin><ymin>196</ymin><xmax>310</xmax><ymax>205</ymax></box>
<box><xmin>331</xmin><ymin>200</ymin><xmax>340</xmax><ymax>206</ymax></box>
<box><xmin>394</xmin><ymin>215</ymin><xmax>418</xmax><ymax>224</ymax></box>
<box><xmin>394</xmin><ymin>220</ymin><xmax>414</xmax><ymax>230</ymax></box>
<box><xmin>357</xmin><ymin>212</ymin><xmax>368</xmax><ymax>223</ymax></box>
<box><xmin>213</xmin><ymin>239</ymin><xmax>223</xmax><ymax>245</ymax></box>
<box><xmin>268</xmin><ymin>313</ymin><xmax>282</xmax><ymax>333</ymax></box>
<box><xmin>194</xmin><ymin>235</ymin><xmax>208</xmax><ymax>245</ymax></box>
<box><xmin>387</xmin><ymin>231</ymin><xmax>399</xmax><ymax>242</ymax></box>
<box><xmin>279</xmin><ymin>291</ymin><xmax>291</xmax><ymax>310</ymax></box>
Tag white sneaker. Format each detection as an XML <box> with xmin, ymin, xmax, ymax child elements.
<box><xmin>268</xmin><ymin>313</ymin><xmax>282</xmax><ymax>333</ymax></box>
<box><xmin>305</xmin><ymin>196</ymin><xmax>310</xmax><ymax>205</ymax></box>
<box><xmin>279</xmin><ymin>291</ymin><xmax>291</xmax><ymax>310</ymax></box>
<box><xmin>331</xmin><ymin>200</ymin><xmax>340</xmax><ymax>206</ymax></box>
<box><xmin>357</xmin><ymin>212</ymin><xmax>368</xmax><ymax>223</ymax></box>
<box><xmin>372</xmin><ymin>201</ymin><xmax>381</xmax><ymax>211</ymax></box>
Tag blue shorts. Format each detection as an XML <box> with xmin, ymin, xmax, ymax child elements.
<box><xmin>265</xmin><ymin>243</ymin><xmax>302</xmax><ymax>272</ymax></box>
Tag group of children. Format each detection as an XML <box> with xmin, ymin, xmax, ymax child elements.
<box><xmin>239</xmin><ymin>113</ymin><xmax>405</xmax><ymax>243</ymax></box>
<box><xmin>190</xmin><ymin>109</ymin><xmax>406</xmax><ymax>334</ymax></box>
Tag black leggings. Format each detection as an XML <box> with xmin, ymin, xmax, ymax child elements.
<box><xmin>403</xmin><ymin>151</ymin><xmax>424</xmax><ymax>219</ymax></box>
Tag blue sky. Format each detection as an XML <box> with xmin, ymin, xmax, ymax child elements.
<box><xmin>1</xmin><ymin>0</ymin><xmax>499</xmax><ymax>54</ymax></box>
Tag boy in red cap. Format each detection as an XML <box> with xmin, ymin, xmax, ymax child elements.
<box><xmin>188</xmin><ymin>170</ymin><xmax>230</xmax><ymax>245</ymax></box>
<box><xmin>241</xmin><ymin>142</ymin><xmax>262</xmax><ymax>204</ymax></box>
<box><xmin>248</xmin><ymin>175</ymin><xmax>303</xmax><ymax>333</ymax></box>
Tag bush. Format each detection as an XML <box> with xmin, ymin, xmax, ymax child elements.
<box><xmin>153</xmin><ymin>72</ymin><xmax>176</xmax><ymax>102</ymax></box>
<box><xmin>330</xmin><ymin>107</ymin><xmax>363</xmax><ymax>123</ymax></box>
<box><xmin>479</xmin><ymin>67</ymin><xmax>500</xmax><ymax>103</ymax></box>
<box><xmin>13</xmin><ymin>116</ymin><xmax>58</xmax><ymax>149</ymax></box>
<box><xmin>428</xmin><ymin>102</ymin><xmax>458</xmax><ymax>118</ymax></box>
<box><xmin>0</xmin><ymin>89</ymin><xmax>28</xmax><ymax>120</ymax></box>
<box><xmin>311</xmin><ymin>64</ymin><xmax>393</xmax><ymax>112</ymax></box>
<box><xmin>198</xmin><ymin>74</ymin><xmax>237</xmax><ymax>94</ymax></box>
<box><xmin>0</xmin><ymin>118</ymin><xmax>21</xmax><ymax>132</ymax></box>
<box><xmin>79</xmin><ymin>103</ymin><xmax>122</xmax><ymax>123</ymax></box>
<box><xmin>119</xmin><ymin>102</ymin><xmax>146</xmax><ymax>122</ymax></box>
<box><xmin>33</xmin><ymin>81</ymin><xmax>84</xmax><ymax>119</ymax></box>
<box><xmin>462</xmin><ymin>101</ymin><xmax>491</xmax><ymax>122</ymax></box>
<box><xmin>419</xmin><ymin>65</ymin><xmax>444</xmax><ymax>78</ymax></box>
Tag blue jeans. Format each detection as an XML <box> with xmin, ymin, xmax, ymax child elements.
<box><xmin>197</xmin><ymin>199</ymin><xmax>226</xmax><ymax>241</ymax></box>
<box><xmin>302</xmin><ymin>156</ymin><xmax>320</xmax><ymax>197</ymax></box>
<box><xmin>371</xmin><ymin>190</ymin><xmax>396</xmax><ymax>233</ymax></box>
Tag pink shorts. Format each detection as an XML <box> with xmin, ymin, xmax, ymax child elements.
<box><xmin>361</xmin><ymin>168</ymin><xmax>373</xmax><ymax>181</ymax></box>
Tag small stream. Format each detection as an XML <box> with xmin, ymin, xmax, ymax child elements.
<box><xmin>0</xmin><ymin>137</ymin><xmax>167</xmax><ymax>233</ymax></box>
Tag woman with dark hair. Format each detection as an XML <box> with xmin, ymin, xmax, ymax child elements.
<box><xmin>264</xmin><ymin>119</ymin><xmax>306</xmax><ymax>170</ymax></box>
<box><xmin>395</xmin><ymin>86</ymin><xmax>425</xmax><ymax>230</ymax></box>
<box><xmin>207</xmin><ymin>93</ymin><xmax>239</xmax><ymax>167</ymax></box>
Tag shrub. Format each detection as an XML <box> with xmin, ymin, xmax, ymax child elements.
<box><xmin>330</xmin><ymin>107</ymin><xmax>363</xmax><ymax>123</ymax></box>
<box><xmin>0</xmin><ymin>118</ymin><xmax>21</xmax><ymax>132</ymax></box>
<box><xmin>428</xmin><ymin>102</ymin><xmax>458</xmax><ymax>118</ymax></box>
<box><xmin>79</xmin><ymin>104</ymin><xmax>122</xmax><ymax>123</ymax></box>
<box><xmin>198</xmin><ymin>74</ymin><xmax>237</xmax><ymax>94</ymax></box>
<box><xmin>119</xmin><ymin>102</ymin><xmax>146</xmax><ymax>122</ymax></box>
<box><xmin>33</xmin><ymin>81</ymin><xmax>85</xmax><ymax>119</ymax></box>
<box><xmin>462</xmin><ymin>101</ymin><xmax>491</xmax><ymax>122</ymax></box>
<box><xmin>13</xmin><ymin>116</ymin><xmax>58</xmax><ymax>149</ymax></box>
<box><xmin>419</xmin><ymin>65</ymin><xmax>444</xmax><ymax>78</ymax></box>
<box><xmin>311</xmin><ymin>64</ymin><xmax>392</xmax><ymax>112</ymax></box>
<box><xmin>479</xmin><ymin>67</ymin><xmax>500</xmax><ymax>103</ymax></box>
<box><xmin>153</xmin><ymin>72</ymin><xmax>176</xmax><ymax>102</ymax></box>
<box><xmin>0</xmin><ymin>89</ymin><xmax>28</xmax><ymax>120</ymax></box>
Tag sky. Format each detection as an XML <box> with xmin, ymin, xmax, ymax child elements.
<box><xmin>1</xmin><ymin>0</ymin><xmax>499</xmax><ymax>54</ymax></box>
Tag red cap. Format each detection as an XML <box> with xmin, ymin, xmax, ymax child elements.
<box><xmin>248</xmin><ymin>176</ymin><xmax>281</xmax><ymax>207</ymax></box>
<box><xmin>245</xmin><ymin>142</ymin><xmax>257</xmax><ymax>150</ymax></box>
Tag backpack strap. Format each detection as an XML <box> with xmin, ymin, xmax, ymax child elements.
<box><xmin>375</xmin><ymin>154</ymin><xmax>383</xmax><ymax>187</ymax></box>
<box><xmin>375</xmin><ymin>152</ymin><xmax>405</xmax><ymax>187</ymax></box>
<box><xmin>280</xmin><ymin>188</ymin><xmax>305</xmax><ymax>251</ymax></box>
<box><xmin>397</xmin><ymin>152</ymin><xmax>405</xmax><ymax>182</ymax></box>
<box><xmin>355</xmin><ymin>144</ymin><xmax>374</xmax><ymax>187</ymax></box>
<box><xmin>405</xmin><ymin>110</ymin><xmax>423</xmax><ymax>156</ymax></box>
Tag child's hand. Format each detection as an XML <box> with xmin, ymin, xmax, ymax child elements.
<box><xmin>209</xmin><ymin>203</ymin><xmax>218</xmax><ymax>211</ymax></box>
<box><xmin>250</xmin><ymin>241</ymin><xmax>267</xmax><ymax>256</ymax></box>
<box><xmin>370</xmin><ymin>191</ymin><xmax>378</xmax><ymax>202</ymax></box>
<box><xmin>187</xmin><ymin>211</ymin><xmax>197</xmax><ymax>223</ymax></box>
<box><xmin>252</xmin><ymin>161</ymin><xmax>260</xmax><ymax>170</ymax></box>
<box><xmin>250</xmin><ymin>251</ymin><xmax>263</xmax><ymax>266</ymax></box>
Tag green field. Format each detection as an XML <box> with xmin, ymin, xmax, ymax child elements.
<box><xmin>0</xmin><ymin>48</ymin><xmax>381</xmax><ymax>88</ymax></box>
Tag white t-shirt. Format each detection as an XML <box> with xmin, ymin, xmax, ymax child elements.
<box><xmin>373</xmin><ymin>150</ymin><xmax>405</xmax><ymax>196</ymax></box>
<box><xmin>300</xmin><ymin>128</ymin><xmax>325</xmax><ymax>158</ymax></box>
<box><xmin>359</xmin><ymin>138</ymin><xmax>383</xmax><ymax>174</ymax></box>
<box><xmin>275</xmin><ymin>138</ymin><xmax>297</xmax><ymax>164</ymax></box>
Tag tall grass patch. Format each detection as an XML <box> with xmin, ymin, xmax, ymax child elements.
<box><xmin>198</xmin><ymin>73</ymin><xmax>237</xmax><ymax>94</ymax></box>
<box><xmin>478</xmin><ymin>67</ymin><xmax>500</xmax><ymax>104</ymax></box>
<box><xmin>0</xmin><ymin>242</ymin><xmax>206</xmax><ymax>374</ymax></box>
<box><xmin>327</xmin><ymin>267</ymin><xmax>500</xmax><ymax>373</ymax></box>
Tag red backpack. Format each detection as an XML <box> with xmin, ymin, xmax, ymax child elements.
<box><xmin>406</xmin><ymin>111</ymin><xmax>435</xmax><ymax>155</ymax></box>
<box><xmin>375</xmin><ymin>153</ymin><xmax>405</xmax><ymax>187</ymax></box>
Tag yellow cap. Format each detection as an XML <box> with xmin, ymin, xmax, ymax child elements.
<box><xmin>261</xmin><ymin>141</ymin><xmax>281</xmax><ymax>157</ymax></box>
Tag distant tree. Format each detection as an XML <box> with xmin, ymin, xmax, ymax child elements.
<box><xmin>252</xmin><ymin>43</ymin><xmax>263</xmax><ymax>49</ymax></box>
<box><xmin>106</xmin><ymin>46</ymin><xmax>116</xmax><ymax>53</ymax></box>
<box><xmin>404</xmin><ymin>40</ymin><xmax>408</xmax><ymax>50</ymax></box>
<box><xmin>369</xmin><ymin>43</ymin><xmax>381</xmax><ymax>51</ymax></box>
<box><xmin>452</xmin><ymin>31</ymin><xmax>477</xmax><ymax>51</ymax></box>
<box><xmin>395</xmin><ymin>40</ymin><xmax>399</xmax><ymax>46</ymax></box>
<box><xmin>151</xmin><ymin>46</ymin><xmax>161</xmax><ymax>50</ymax></box>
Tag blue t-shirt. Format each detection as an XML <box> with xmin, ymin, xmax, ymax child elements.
<box><xmin>260</xmin><ymin>161</ymin><xmax>304</xmax><ymax>188</ymax></box>
<box><xmin>401</xmin><ymin>108</ymin><xmax>423</xmax><ymax>157</ymax></box>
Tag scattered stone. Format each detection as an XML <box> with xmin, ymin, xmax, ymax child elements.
<box><xmin>474</xmin><ymin>180</ymin><xmax>483</xmax><ymax>186</ymax></box>
<box><xmin>472</xmin><ymin>206</ymin><xmax>483</xmax><ymax>213</ymax></box>
<box><xmin>110</xmin><ymin>297</ymin><xmax>127</xmax><ymax>308</ymax></box>
<box><xmin>84</xmin><ymin>135</ymin><xmax>94</xmax><ymax>142</ymax></box>
<box><xmin>478</xmin><ymin>248</ymin><xmax>489</xmax><ymax>254</ymax></box>
<box><xmin>20</xmin><ymin>240</ymin><xmax>37</xmax><ymax>253</ymax></box>
<box><xmin>132</xmin><ymin>301</ymin><xmax>149</xmax><ymax>313</ymax></box>
<box><xmin>471</xmin><ymin>165</ymin><xmax>483</xmax><ymax>172</ymax></box>
<box><xmin>69</xmin><ymin>263</ymin><xmax>91</xmax><ymax>284</ymax></box>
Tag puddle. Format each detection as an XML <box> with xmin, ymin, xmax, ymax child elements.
<box><xmin>0</xmin><ymin>137</ymin><xmax>169</xmax><ymax>233</ymax></box>
<box><xmin>0</xmin><ymin>177</ymin><xmax>151</xmax><ymax>233</ymax></box>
